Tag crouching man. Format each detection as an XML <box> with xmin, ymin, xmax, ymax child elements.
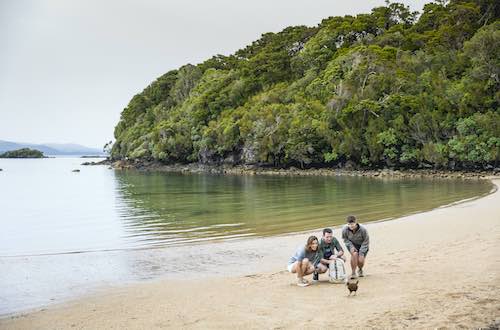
<box><xmin>342</xmin><ymin>215</ymin><xmax>369</xmax><ymax>278</ymax></box>
<box><xmin>313</xmin><ymin>228</ymin><xmax>346</xmax><ymax>281</ymax></box>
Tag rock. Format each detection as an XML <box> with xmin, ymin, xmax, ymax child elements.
<box><xmin>223</xmin><ymin>153</ymin><xmax>239</xmax><ymax>165</ymax></box>
<box><xmin>241</xmin><ymin>144</ymin><xmax>257</xmax><ymax>165</ymax></box>
<box><xmin>113</xmin><ymin>160</ymin><xmax>127</xmax><ymax>169</ymax></box>
<box><xmin>72</xmin><ymin>169</ymin><xmax>80</xmax><ymax>172</ymax></box>
<box><xmin>380</xmin><ymin>168</ymin><xmax>391</xmax><ymax>177</ymax></box>
<box><xmin>198</xmin><ymin>147</ymin><xmax>216</xmax><ymax>165</ymax></box>
<box><xmin>344</xmin><ymin>160</ymin><xmax>356</xmax><ymax>170</ymax></box>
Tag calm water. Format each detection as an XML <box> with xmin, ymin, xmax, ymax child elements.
<box><xmin>0</xmin><ymin>158</ymin><xmax>493</xmax><ymax>256</ymax></box>
<box><xmin>0</xmin><ymin>157</ymin><xmax>493</xmax><ymax>314</ymax></box>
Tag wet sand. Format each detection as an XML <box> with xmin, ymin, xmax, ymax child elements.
<box><xmin>2</xmin><ymin>179</ymin><xmax>499</xmax><ymax>329</ymax></box>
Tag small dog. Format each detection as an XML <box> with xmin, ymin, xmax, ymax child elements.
<box><xmin>347</xmin><ymin>277</ymin><xmax>359</xmax><ymax>296</ymax></box>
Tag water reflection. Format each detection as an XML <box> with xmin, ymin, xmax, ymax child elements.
<box><xmin>114</xmin><ymin>172</ymin><xmax>492</xmax><ymax>248</ymax></box>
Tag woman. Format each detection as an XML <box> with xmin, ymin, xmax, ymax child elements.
<box><xmin>287</xmin><ymin>236</ymin><xmax>319</xmax><ymax>287</ymax></box>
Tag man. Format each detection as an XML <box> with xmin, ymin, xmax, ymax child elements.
<box><xmin>313</xmin><ymin>228</ymin><xmax>346</xmax><ymax>281</ymax></box>
<box><xmin>342</xmin><ymin>215</ymin><xmax>369</xmax><ymax>278</ymax></box>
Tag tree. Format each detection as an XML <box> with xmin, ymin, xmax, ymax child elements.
<box><xmin>111</xmin><ymin>0</ymin><xmax>499</xmax><ymax>170</ymax></box>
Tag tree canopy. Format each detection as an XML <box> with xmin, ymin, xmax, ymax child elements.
<box><xmin>0</xmin><ymin>148</ymin><xmax>45</xmax><ymax>158</ymax></box>
<box><xmin>112</xmin><ymin>0</ymin><xmax>499</xmax><ymax>170</ymax></box>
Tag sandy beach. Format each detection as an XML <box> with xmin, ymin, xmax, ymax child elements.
<box><xmin>2</xmin><ymin>178</ymin><xmax>499</xmax><ymax>329</ymax></box>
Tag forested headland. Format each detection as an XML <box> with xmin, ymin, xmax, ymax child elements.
<box><xmin>111</xmin><ymin>0</ymin><xmax>499</xmax><ymax>170</ymax></box>
<box><xmin>0</xmin><ymin>148</ymin><xmax>45</xmax><ymax>158</ymax></box>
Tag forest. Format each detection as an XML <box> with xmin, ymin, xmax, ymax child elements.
<box><xmin>111</xmin><ymin>0</ymin><xmax>499</xmax><ymax>169</ymax></box>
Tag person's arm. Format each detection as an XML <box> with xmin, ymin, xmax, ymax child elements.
<box><xmin>295</xmin><ymin>248</ymin><xmax>305</xmax><ymax>278</ymax></box>
<box><xmin>296</xmin><ymin>247</ymin><xmax>305</xmax><ymax>262</ymax></box>
<box><xmin>333</xmin><ymin>238</ymin><xmax>344</xmax><ymax>257</ymax></box>
<box><xmin>342</xmin><ymin>227</ymin><xmax>354</xmax><ymax>252</ymax></box>
<box><xmin>359</xmin><ymin>227</ymin><xmax>370</xmax><ymax>256</ymax></box>
<box><xmin>313</xmin><ymin>251</ymin><xmax>322</xmax><ymax>268</ymax></box>
<box><xmin>293</xmin><ymin>247</ymin><xmax>306</xmax><ymax>278</ymax></box>
<box><xmin>316</xmin><ymin>242</ymin><xmax>326</xmax><ymax>264</ymax></box>
<box><xmin>320</xmin><ymin>256</ymin><xmax>332</xmax><ymax>264</ymax></box>
<box><xmin>327</xmin><ymin>241</ymin><xmax>338</xmax><ymax>260</ymax></box>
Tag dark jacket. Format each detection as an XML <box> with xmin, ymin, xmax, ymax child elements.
<box><xmin>342</xmin><ymin>224</ymin><xmax>369</xmax><ymax>255</ymax></box>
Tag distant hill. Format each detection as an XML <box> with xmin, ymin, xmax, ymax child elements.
<box><xmin>0</xmin><ymin>140</ymin><xmax>106</xmax><ymax>156</ymax></box>
<box><xmin>0</xmin><ymin>148</ymin><xmax>46</xmax><ymax>158</ymax></box>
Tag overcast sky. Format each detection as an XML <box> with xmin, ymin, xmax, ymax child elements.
<box><xmin>1</xmin><ymin>0</ymin><xmax>431</xmax><ymax>148</ymax></box>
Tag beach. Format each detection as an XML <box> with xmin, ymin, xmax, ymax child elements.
<box><xmin>2</xmin><ymin>178</ymin><xmax>499</xmax><ymax>329</ymax></box>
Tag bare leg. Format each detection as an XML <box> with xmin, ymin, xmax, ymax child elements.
<box><xmin>358</xmin><ymin>255</ymin><xmax>366</xmax><ymax>272</ymax></box>
<box><xmin>299</xmin><ymin>259</ymin><xmax>310</xmax><ymax>279</ymax></box>
<box><xmin>295</xmin><ymin>261</ymin><xmax>303</xmax><ymax>280</ymax></box>
<box><xmin>317</xmin><ymin>263</ymin><xmax>328</xmax><ymax>274</ymax></box>
<box><xmin>350</xmin><ymin>252</ymin><xmax>358</xmax><ymax>275</ymax></box>
<box><xmin>304</xmin><ymin>264</ymin><xmax>315</xmax><ymax>276</ymax></box>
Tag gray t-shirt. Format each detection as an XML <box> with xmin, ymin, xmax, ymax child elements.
<box><xmin>288</xmin><ymin>245</ymin><xmax>318</xmax><ymax>266</ymax></box>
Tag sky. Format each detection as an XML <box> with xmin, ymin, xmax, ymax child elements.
<box><xmin>1</xmin><ymin>0</ymin><xmax>431</xmax><ymax>149</ymax></box>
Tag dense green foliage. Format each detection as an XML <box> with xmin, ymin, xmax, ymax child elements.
<box><xmin>112</xmin><ymin>0</ymin><xmax>499</xmax><ymax>169</ymax></box>
<box><xmin>0</xmin><ymin>148</ymin><xmax>45</xmax><ymax>158</ymax></box>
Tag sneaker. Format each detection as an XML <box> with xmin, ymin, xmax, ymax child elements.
<box><xmin>350</xmin><ymin>273</ymin><xmax>358</xmax><ymax>279</ymax></box>
<box><xmin>358</xmin><ymin>269</ymin><xmax>364</xmax><ymax>277</ymax></box>
<box><xmin>297</xmin><ymin>278</ymin><xmax>310</xmax><ymax>287</ymax></box>
<box><xmin>312</xmin><ymin>272</ymin><xmax>319</xmax><ymax>282</ymax></box>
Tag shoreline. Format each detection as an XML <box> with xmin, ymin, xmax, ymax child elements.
<box><xmin>84</xmin><ymin>158</ymin><xmax>498</xmax><ymax>180</ymax></box>
<box><xmin>3</xmin><ymin>182</ymin><xmax>494</xmax><ymax>260</ymax></box>
<box><xmin>2</xmin><ymin>178</ymin><xmax>499</xmax><ymax>328</ymax></box>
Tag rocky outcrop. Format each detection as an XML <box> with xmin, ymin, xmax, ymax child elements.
<box><xmin>105</xmin><ymin>159</ymin><xmax>499</xmax><ymax>180</ymax></box>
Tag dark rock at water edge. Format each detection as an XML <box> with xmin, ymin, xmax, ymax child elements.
<box><xmin>81</xmin><ymin>158</ymin><xmax>113</xmax><ymax>166</ymax></box>
<box><xmin>80</xmin><ymin>155</ymin><xmax>107</xmax><ymax>158</ymax></box>
<box><xmin>107</xmin><ymin>159</ymin><xmax>498</xmax><ymax>181</ymax></box>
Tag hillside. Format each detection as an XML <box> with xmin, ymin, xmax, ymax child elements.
<box><xmin>112</xmin><ymin>0</ymin><xmax>499</xmax><ymax>169</ymax></box>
